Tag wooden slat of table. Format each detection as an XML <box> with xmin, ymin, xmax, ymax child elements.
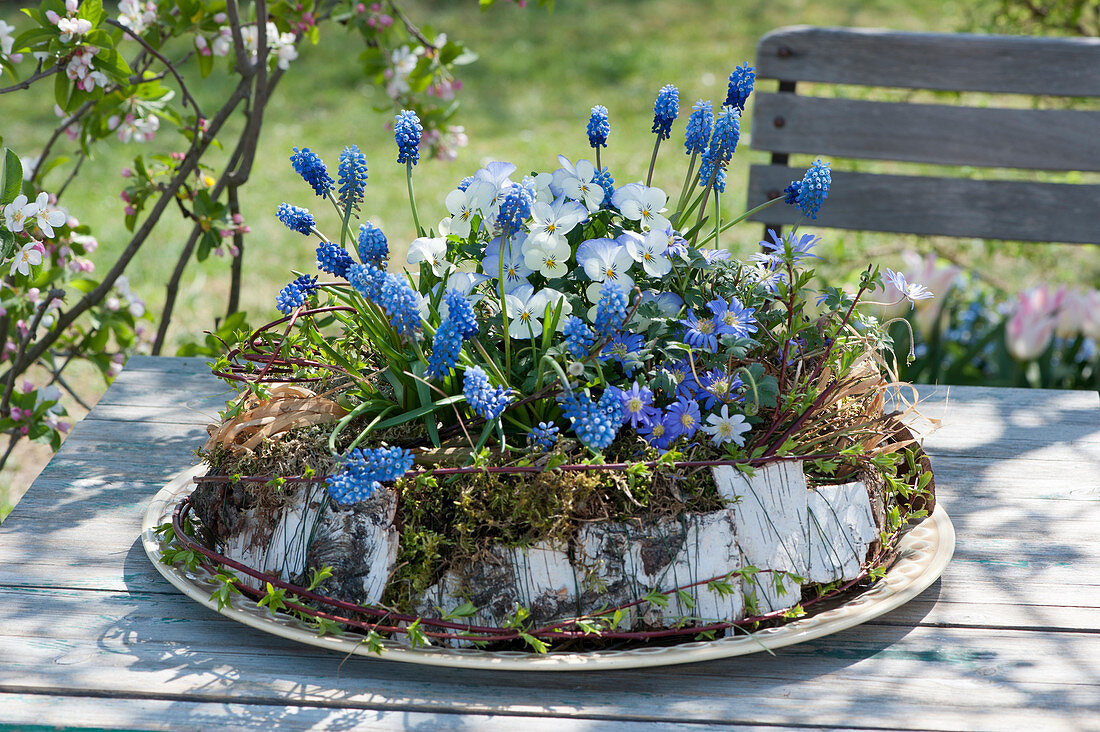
<box><xmin>0</xmin><ymin>693</ymin><xmax>773</xmax><ymax>732</ymax></box>
<box><xmin>1</xmin><ymin>356</ymin><xmax>1098</xmax><ymax>731</ymax></box>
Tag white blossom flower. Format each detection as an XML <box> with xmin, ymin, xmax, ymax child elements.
<box><xmin>406</xmin><ymin>237</ymin><xmax>451</xmax><ymax>276</ymax></box>
<box><xmin>4</xmin><ymin>194</ymin><xmax>39</xmax><ymax>233</ymax></box>
<box><xmin>0</xmin><ymin>19</ymin><xmax>23</xmax><ymax>65</ymax></box>
<box><xmin>118</xmin><ymin>0</ymin><xmax>157</xmax><ymax>34</ymax></box>
<box><xmin>211</xmin><ymin>27</ymin><xmax>233</xmax><ymax>57</ymax></box>
<box><xmin>268</xmin><ymin>25</ymin><xmax>298</xmax><ymax>70</ymax></box>
<box><xmin>701</xmin><ymin>405</ymin><xmax>751</xmax><ymax>446</ymax></box>
<box><xmin>31</xmin><ymin>192</ymin><xmax>66</xmax><ymax>238</ymax></box>
<box><xmin>612</xmin><ymin>183</ymin><xmax>671</xmax><ymax>233</ymax></box>
<box><xmin>9</xmin><ymin>241</ymin><xmax>43</xmax><ymax>277</ymax></box>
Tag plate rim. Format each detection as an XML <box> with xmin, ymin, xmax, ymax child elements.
<box><xmin>141</xmin><ymin>464</ymin><xmax>955</xmax><ymax>671</ymax></box>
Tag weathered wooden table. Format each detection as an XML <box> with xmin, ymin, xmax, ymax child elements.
<box><xmin>2</xmin><ymin>356</ymin><xmax>1098</xmax><ymax>731</ymax></box>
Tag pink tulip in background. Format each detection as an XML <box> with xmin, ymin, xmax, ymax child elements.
<box><xmin>1005</xmin><ymin>286</ymin><xmax>1065</xmax><ymax>361</ymax></box>
<box><xmin>1056</xmin><ymin>288</ymin><xmax>1100</xmax><ymax>342</ymax></box>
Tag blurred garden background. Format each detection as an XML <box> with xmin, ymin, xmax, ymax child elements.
<box><xmin>1</xmin><ymin>0</ymin><xmax>1097</xmax><ymax>518</ymax></box>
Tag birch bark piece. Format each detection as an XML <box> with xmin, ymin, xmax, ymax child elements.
<box><xmin>805</xmin><ymin>479</ymin><xmax>881</xmax><ymax>584</ymax></box>
<box><xmin>307</xmin><ymin>488</ymin><xmax>399</xmax><ymax>606</ymax></box>
<box><xmin>189</xmin><ymin>480</ymin><xmax>398</xmax><ymax>605</ymax></box>
<box><xmin>715</xmin><ymin>461</ymin><xmax>809</xmax><ymax>613</ymax></box>
<box><xmin>414</xmin><ymin>542</ymin><xmax>575</xmax><ymax>639</ymax></box>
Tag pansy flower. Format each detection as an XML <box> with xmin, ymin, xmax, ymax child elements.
<box><xmin>407</xmin><ymin>236</ymin><xmax>451</xmax><ymax>276</ymax></box>
<box><xmin>482</xmin><ymin>236</ymin><xmax>533</xmax><ymax>293</ymax></box>
<box><xmin>622</xmin><ymin>231</ymin><xmax>672</xmax><ymax>278</ymax></box>
<box><xmin>576</xmin><ymin>238</ymin><xmax>634</xmax><ymax>302</ymax></box>
<box><xmin>611</xmin><ymin>183</ymin><xmax>671</xmax><ymax>233</ymax></box>
<box><xmin>551</xmin><ymin>155</ymin><xmax>604</xmax><ymax>212</ymax></box>
<box><xmin>527</xmin><ymin>197</ymin><xmax>587</xmax><ymax>251</ymax></box>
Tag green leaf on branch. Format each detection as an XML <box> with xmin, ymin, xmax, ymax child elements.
<box><xmin>257</xmin><ymin>582</ymin><xmax>288</xmax><ymax>616</ymax></box>
<box><xmin>1</xmin><ymin>149</ymin><xmax>23</xmax><ymax>205</ymax></box>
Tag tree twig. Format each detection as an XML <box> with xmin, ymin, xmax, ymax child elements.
<box><xmin>0</xmin><ymin>76</ymin><xmax>253</xmax><ymax>383</ymax></box>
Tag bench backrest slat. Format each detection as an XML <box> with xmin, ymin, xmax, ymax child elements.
<box><xmin>753</xmin><ymin>93</ymin><xmax>1100</xmax><ymax>172</ymax></box>
<box><xmin>747</xmin><ymin>26</ymin><xmax>1100</xmax><ymax>245</ymax></box>
<box><xmin>756</xmin><ymin>26</ymin><xmax>1100</xmax><ymax>96</ymax></box>
<box><xmin>749</xmin><ymin>166</ymin><xmax>1100</xmax><ymax>244</ymax></box>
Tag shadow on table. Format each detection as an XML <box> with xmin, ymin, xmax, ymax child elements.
<box><xmin>111</xmin><ymin>541</ymin><xmax>983</xmax><ymax>728</ymax></box>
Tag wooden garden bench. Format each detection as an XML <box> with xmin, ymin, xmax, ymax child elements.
<box><xmin>746</xmin><ymin>26</ymin><xmax>1100</xmax><ymax>245</ymax></box>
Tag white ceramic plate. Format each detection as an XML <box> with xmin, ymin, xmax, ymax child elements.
<box><xmin>143</xmin><ymin>465</ymin><xmax>955</xmax><ymax>671</ymax></box>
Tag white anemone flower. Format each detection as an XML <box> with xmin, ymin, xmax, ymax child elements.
<box><xmin>551</xmin><ymin>155</ymin><xmax>604</xmax><ymax>212</ymax></box>
<box><xmin>504</xmin><ymin>284</ymin><xmax>564</xmax><ymax>339</ymax></box>
<box><xmin>31</xmin><ymin>192</ymin><xmax>66</xmax><ymax>238</ymax></box>
<box><xmin>622</xmin><ymin>230</ymin><xmax>672</xmax><ymax>278</ymax></box>
<box><xmin>9</xmin><ymin>241</ymin><xmax>43</xmax><ymax>277</ymax></box>
<box><xmin>527</xmin><ymin>197</ymin><xmax>587</xmax><ymax>252</ymax></box>
<box><xmin>444</xmin><ymin>181</ymin><xmax>493</xmax><ymax>238</ymax></box>
<box><xmin>3</xmin><ymin>194</ymin><xmax>39</xmax><ymax>233</ymax></box>
<box><xmin>522</xmin><ymin>238</ymin><xmax>572</xmax><ymax>279</ymax></box>
<box><xmin>406</xmin><ymin>237</ymin><xmax>451</xmax><ymax>276</ymax></box>
<box><xmin>612</xmin><ymin>183</ymin><xmax>671</xmax><ymax>233</ymax></box>
<box><xmin>482</xmin><ymin>236</ymin><xmax>533</xmax><ymax>293</ymax></box>
<box><xmin>701</xmin><ymin>405</ymin><xmax>751</xmax><ymax>447</ymax></box>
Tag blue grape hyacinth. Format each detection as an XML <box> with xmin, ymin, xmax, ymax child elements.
<box><xmin>651</xmin><ymin>84</ymin><xmax>679</xmax><ymax>140</ymax></box>
<box><xmin>563</xmin><ymin>315</ymin><xmax>598</xmax><ymax>358</ymax></box>
<box><xmin>594</xmin><ymin>282</ymin><xmax>629</xmax><ymax>338</ymax></box>
<box><xmin>276</xmin><ymin>203</ymin><xmax>315</xmax><ymax>235</ymax></box>
<box><xmin>357</xmin><ymin>222</ymin><xmax>389</xmax><ymax>265</ymax></box>
<box><xmin>275</xmin><ymin>274</ymin><xmax>318</xmax><ymax>314</ymax></box>
<box><xmin>427</xmin><ymin>319</ymin><xmax>462</xmax><ymax>381</ymax></box>
<box><xmin>326</xmin><ymin>446</ymin><xmax>414</xmax><ymax>505</ymax></box>
<box><xmin>394</xmin><ymin>110</ymin><xmax>423</xmax><ymax>165</ymax></box>
<box><xmin>558</xmin><ymin>389</ymin><xmax>623</xmax><ymax>450</ymax></box>
<box><xmin>337</xmin><ymin>145</ymin><xmax>368</xmax><ymax>207</ymax></box>
<box><xmin>724</xmin><ymin>63</ymin><xmax>756</xmax><ymax>111</ymax></box>
<box><xmin>463</xmin><ymin>366</ymin><xmax>513</xmax><ymax>421</ymax></box>
<box><xmin>797</xmin><ymin>159</ymin><xmax>831</xmax><ymax>219</ymax></box>
<box><xmin>379</xmin><ymin>273</ymin><xmax>422</xmax><ymax>336</ymax></box>
<box><xmin>290</xmin><ymin>147</ymin><xmax>334</xmax><ymax>197</ymax></box>
<box><xmin>587</xmin><ymin>105</ymin><xmax>610</xmax><ymax>149</ymax></box>
<box><xmin>684</xmin><ymin>99</ymin><xmax>713</xmax><ymax>156</ymax></box>
<box><xmin>528</xmin><ymin>421</ymin><xmax>560</xmax><ymax>451</ymax></box>
<box><xmin>443</xmin><ymin>289</ymin><xmax>478</xmax><ymax>339</ymax></box>
<box><xmin>316</xmin><ymin>240</ymin><xmax>354</xmax><ymax>279</ymax></box>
